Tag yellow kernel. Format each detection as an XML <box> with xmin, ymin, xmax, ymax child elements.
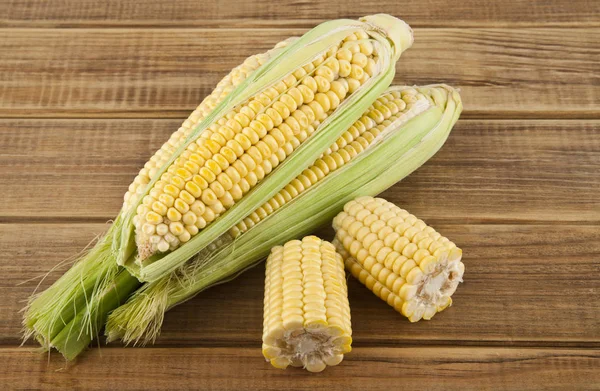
<box><xmin>287</xmin><ymin>87</ymin><xmax>304</xmax><ymax>106</ymax></box>
<box><xmin>249</xmin><ymin>121</ymin><xmax>267</xmax><ymax>139</ymax></box>
<box><xmin>190</xmin><ymin>200</ymin><xmax>205</xmax><ymax>215</ymax></box>
<box><xmin>179</xmin><ymin>230</ymin><xmax>191</xmax><ymax>243</ymax></box>
<box><xmin>301</xmin><ymin>76</ymin><xmax>318</xmax><ymax>92</ymax></box>
<box><xmin>330</xmin><ymin>80</ymin><xmax>348</xmax><ymax>100</ymax></box>
<box><xmin>158</xmin><ymin>194</ymin><xmax>175</xmax><ymax>208</ymax></box>
<box><xmin>297</xmin><ymin>84</ymin><xmax>315</xmax><ymax>104</ymax></box>
<box><xmin>145</xmin><ymin>211</ymin><xmax>163</xmax><ymax>225</ymax></box>
<box><xmin>279</xmin><ymin>94</ymin><xmax>298</xmax><ymax>112</ymax></box>
<box><xmin>174</xmin><ymin>198</ymin><xmax>190</xmax><ymax>214</ymax></box>
<box><xmin>163</xmin><ymin>184</ymin><xmax>180</xmax><ymax>197</ymax></box>
<box><xmin>271</xmin><ymin>101</ymin><xmax>290</xmax><ymax>120</ymax></box>
<box><xmin>265</xmin><ymin>107</ymin><xmax>283</xmax><ymax>127</ymax></box>
<box><xmin>201</xmin><ymin>188</ymin><xmax>219</xmax><ymax>205</ymax></box>
<box><xmin>151</xmin><ymin>201</ymin><xmax>168</xmax><ymax>215</ymax></box>
<box><xmin>256</xmin><ymin>113</ymin><xmax>274</xmax><ymax>131</ymax></box>
<box><xmin>182</xmin><ymin>211</ymin><xmax>197</xmax><ymax>226</ymax></box>
<box><xmin>169</xmin><ymin>222</ymin><xmax>185</xmax><ymax>236</ymax></box>
<box><xmin>185</xmin><ymin>181</ymin><xmax>202</xmax><ymax>198</ymax></box>
<box><xmin>351</xmin><ymin>52</ymin><xmax>368</xmax><ymax>68</ymax></box>
<box><xmin>185</xmin><ymin>224</ymin><xmax>199</xmax><ymax>236</ymax></box>
<box><xmin>242</xmin><ymin>127</ymin><xmax>260</xmax><ymax>144</ymax></box>
<box><xmin>167</xmin><ymin>207</ymin><xmax>182</xmax><ymax>222</ymax></box>
<box><xmin>313</xmin><ymin>93</ymin><xmax>330</xmax><ymax>113</ymax></box>
<box><xmin>204</xmin><ymin>139</ymin><xmax>221</xmax><ymax>154</ymax></box>
<box><xmin>199</xmin><ymin>166</ymin><xmax>217</xmax><ymax>182</ymax></box>
<box><xmin>234</xmin><ymin>133</ymin><xmax>252</xmax><ymax>150</ymax></box>
<box><xmin>315</xmin><ymin>66</ymin><xmax>335</xmax><ymax>82</ymax></box>
<box><xmin>336</xmin><ymin>48</ymin><xmax>353</xmax><ymax>61</ymax></box>
<box><xmin>314</xmin><ymin>75</ymin><xmax>331</xmax><ymax>93</ymax></box>
<box><xmin>308</xmin><ymin>101</ymin><xmax>326</xmax><ymax>121</ymax></box>
<box><xmin>347</xmin><ymin>78</ymin><xmax>361</xmax><ymax>94</ymax></box>
<box><xmin>192</xmin><ymin>174</ymin><xmax>208</xmax><ymax>190</ymax></box>
<box><xmin>220</xmin><ymin>147</ymin><xmax>237</xmax><ymax>164</ymax></box>
<box><xmin>349</xmin><ymin>64</ymin><xmax>364</xmax><ymax>80</ymax></box>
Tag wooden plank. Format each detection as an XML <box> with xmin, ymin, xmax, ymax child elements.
<box><xmin>1</xmin><ymin>347</ymin><xmax>598</xmax><ymax>390</ymax></box>
<box><xmin>1</xmin><ymin>119</ymin><xmax>597</xmax><ymax>222</ymax></box>
<box><xmin>2</xmin><ymin>0</ymin><xmax>599</xmax><ymax>28</ymax></box>
<box><xmin>0</xmin><ymin>28</ymin><xmax>598</xmax><ymax>118</ymax></box>
<box><xmin>5</xmin><ymin>223</ymin><xmax>599</xmax><ymax>347</ymax></box>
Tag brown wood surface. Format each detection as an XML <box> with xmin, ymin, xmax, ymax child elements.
<box><xmin>1</xmin><ymin>119</ymin><xmax>598</xmax><ymax>222</ymax></box>
<box><xmin>2</xmin><ymin>0</ymin><xmax>599</xmax><ymax>28</ymax></box>
<box><xmin>0</xmin><ymin>1</ymin><xmax>598</xmax><ymax>389</ymax></box>
<box><xmin>2</xmin><ymin>223</ymin><xmax>599</xmax><ymax>348</ymax></box>
<box><xmin>0</xmin><ymin>28</ymin><xmax>598</xmax><ymax>119</ymax></box>
<box><xmin>2</xmin><ymin>347</ymin><xmax>599</xmax><ymax>390</ymax></box>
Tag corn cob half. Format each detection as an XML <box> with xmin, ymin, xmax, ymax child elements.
<box><xmin>262</xmin><ymin>236</ymin><xmax>351</xmax><ymax>372</ymax></box>
<box><xmin>333</xmin><ymin>197</ymin><xmax>465</xmax><ymax>322</ymax></box>
<box><xmin>105</xmin><ymin>84</ymin><xmax>463</xmax><ymax>345</ymax></box>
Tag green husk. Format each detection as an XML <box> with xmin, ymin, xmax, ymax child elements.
<box><xmin>22</xmin><ymin>221</ymin><xmax>142</xmax><ymax>359</ymax></box>
<box><xmin>105</xmin><ymin>84</ymin><xmax>462</xmax><ymax>345</ymax></box>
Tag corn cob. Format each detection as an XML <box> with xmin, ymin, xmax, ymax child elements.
<box><xmin>118</xmin><ymin>14</ymin><xmax>414</xmax><ymax>282</ymax></box>
<box><xmin>262</xmin><ymin>236</ymin><xmax>351</xmax><ymax>372</ymax></box>
<box><xmin>129</xmin><ymin>18</ymin><xmax>408</xmax><ymax>264</ymax></box>
<box><xmin>105</xmin><ymin>84</ymin><xmax>463</xmax><ymax>345</ymax></box>
<box><xmin>333</xmin><ymin>197</ymin><xmax>465</xmax><ymax>322</ymax></box>
<box><xmin>24</xmin><ymin>15</ymin><xmax>413</xmax><ymax>360</ymax></box>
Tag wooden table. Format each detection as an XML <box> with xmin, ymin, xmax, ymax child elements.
<box><xmin>1</xmin><ymin>1</ymin><xmax>598</xmax><ymax>389</ymax></box>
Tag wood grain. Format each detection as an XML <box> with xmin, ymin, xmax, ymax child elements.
<box><xmin>2</xmin><ymin>0</ymin><xmax>599</xmax><ymax>28</ymax></box>
<box><xmin>0</xmin><ymin>28</ymin><xmax>598</xmax><ymax>118</ymax></box>
<box><xmin>1</xmin><ymin>119</ymin><xmax>597</xmax><ymax>222</ymax></box>
<box><xmin>4</xmin><ymin>223</ymin><xmax>599</xmax><ymax>347</ymax></box>
<box><xmin>1</xmin><ymin>1</ymin><xmax>599</xmax><ymax>386</ymax></box>
<box><xmin>2</xmin><ymin>347</ymin><xmax>598</xmax><ymax>390</ymax></box>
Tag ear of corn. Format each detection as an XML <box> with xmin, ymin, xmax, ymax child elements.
<box><xmin>23</xmin><ymin>15</ymin><xmax>413</xmax><ymax>360</ymax></box>
<box><xmin>105</xmin><ymin>84</ymin><xmax>462</xmax><ymax>345</ymax></box>
<box><xmin>119</xmin><ymin>14</ymin><xmax>414</xmax><ymax>282</ymax></box>
<box><xmin>21</xmin><ymin>37</ymin><xmax>303</xmax><ymax>360</ymax></box>
<box><xmin>262</xmin><ymin>236</ymin><xmax>351</xmax><ymax>372</ymax></box>
<box><xmin>333</xmin><ymin>196</ymin><xmax>465</xmax><ymax>322</ymax></box>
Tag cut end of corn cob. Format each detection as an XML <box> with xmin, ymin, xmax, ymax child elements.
<box><xmin>262</xmin><ymin>236</ymin><xmax>352</xmax><ymax>372</ymax></box>
<box><xmin>133</xmin><ymin>25</ymin><xmax>399</xmax><ymax>261</ymax></box>
<box><xmin>333</xmin><ymin>197</ymin><xmax>464</xmax><ymax>322</ymax></box>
